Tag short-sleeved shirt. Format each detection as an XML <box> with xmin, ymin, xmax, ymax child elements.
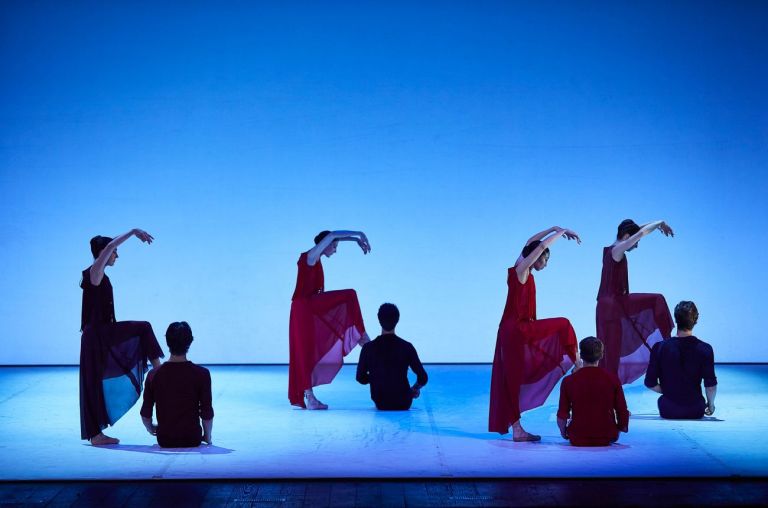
<box><xmin>557</xmin><ymin>367</ymin><xmax>629</xmax><ymax>446</ymax></box>
<box><xmin>356</xmin><ymin>334</ymin><xmax>428</xmax><ymax>410</ymax></box>
<box><xmin>644</xmin><ymin>335</ymin><xmax>717</xmax><ymax>406</ymax></box>
<box><xmin>140</xmin><ymin>361</ymin><xmax>214</xmax><ymax>447</ymax></box>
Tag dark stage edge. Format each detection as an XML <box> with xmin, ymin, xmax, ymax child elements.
<box><xmin>1</xmin><ymin>478</ymin><xmax>767</xmax><ymax>507</ymax></box>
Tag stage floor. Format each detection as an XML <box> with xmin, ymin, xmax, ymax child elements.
<box><xmin>0</xmin><ymin>365</ymin><xmax>765</xmax><ymax>481</ymax></box>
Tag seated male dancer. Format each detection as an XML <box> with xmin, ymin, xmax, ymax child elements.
<box><xmin>140</xmin><ymin>321</ymin><xmax>214</xmax><ymax>447</ymax></box>
<box><xmin>644</xmin><ymin>301</ymin><xmax>717</xmax><ymax>419</ymax></box>
<box><xmin>356</xmin><ymin>303</ymin><xmax>428</xmax><ymax>410</ymax></box>
<box><xmin>557</xmin><ymin>336</ymin><xmax>629</xmax><ymax>446</ymax></box>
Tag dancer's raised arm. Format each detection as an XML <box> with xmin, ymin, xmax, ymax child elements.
<box><xmin>306</xmin><ymin>230</ymin><xmax>371</xmax><ymax>266</ymax></box>
<box><xmin>516</xmin><ymin>227</ymin><xmax>580</xmax><ymax>283</ymax></box>
<box><xmin>525</xmin><ymin>226</ymin><xmax>567</xmax><ymax>246</ymax></box>
<box><xmin>90</xmin><ymin>228</ymin><xmax>154</xmax><ymax>286</ymax></box>
<box><xmin>611</xmin><ymin>221</ymin><xmax>673</xmax><ymax>262</ymax></box>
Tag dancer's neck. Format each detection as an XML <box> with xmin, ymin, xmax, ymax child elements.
<box><xmin>168</xmin><ymin>354</ymin><xmax>188</xmax><ymax>363</ymax></box>
<box><xmin>676</xmin><ymin>329</ymin><xmax>694</xmax><ymax>337</ymax></box>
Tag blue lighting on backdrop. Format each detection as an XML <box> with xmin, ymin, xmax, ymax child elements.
<box><xmin>1</xmin><ymin>1</ymin><xmax>766</xmax><ymax>363</ymax></box>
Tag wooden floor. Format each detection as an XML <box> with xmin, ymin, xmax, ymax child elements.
<box><xmin>1</xmin><ymin>479</ymin><xmax>767</xmax><ymax>507</ymax></box>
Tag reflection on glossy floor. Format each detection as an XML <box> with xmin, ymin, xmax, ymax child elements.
<box><xmin>0</xmin><ymin>365</ymin><xmax>765</xmax><ymax>480</ymax></box>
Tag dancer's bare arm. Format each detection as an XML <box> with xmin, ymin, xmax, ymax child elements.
<box><xmin>202</xmin><ymin>419</ymin><xmax>213</xmax><ymax>444</ymax></box>
<box><xmin>516</xmin><ymin>227</ymin><xmax>581</xmax><ymax>283</ymax></box>
<box><xmin>141</xmin><ymin>416</ymin><xmax>157</xmax><ymax>435</ymax></box>
<box><xmin>306</xmin><ymin>230</ymin><xmax>371</xmax><ymax>266</ymax></box>
<box><xmin>611</xmin><ymin>221</ymin><xmax>673</xmax><ymax>262</ymax></box>
<box><xmin>525</xmin><ymin>226</ymin><xmax>564</xmax><ymax>246</ymax></box>
<box><xmin>705</xmin><ymin>386</ymin><xmax>717</xmax><ymax>416</ymax></box>
<box><xmin>90</xmin><ymin>228</ymin><xmax>154</xmax><ymax>285</ymax></box>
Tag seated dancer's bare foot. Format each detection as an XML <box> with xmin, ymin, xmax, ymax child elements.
<box><xmin>358</xmin><ymin>332</ymin><xmax>371</xmax><ymax>346</ymax></box>
<box><xmin>90</xmin><ymin>433</ymin><xmax>120</xmax><ymax>446</ymax></box>
<box><xmin>304</xmin><ymin>391</ymin><xmax>328</xmax><ymax>410</ymax></box>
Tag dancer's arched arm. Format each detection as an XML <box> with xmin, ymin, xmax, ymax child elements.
<box><xmin>90</xmin><ymin>228</ymin><xmax>154</xmax><ymax>286</ymax></box>
<box><xmin>611</xmin><ymin>221</ymin><xmax>673</xmax><ymax>262</ymax></box>
<box><xmin>515</xmin><ymin>227</ymin><xmax>581</xmax><ymax>283</ymax></box>
<box><xmin>306</xmin><ymin>230</ymin><xmax>371</xmax><ymax>266</ymax></box>
<box><xmin>525</xmin><ymin>226</ymin><xmax>563</xmax><ymax>246</ymax></box>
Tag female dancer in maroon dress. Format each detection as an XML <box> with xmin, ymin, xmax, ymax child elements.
<box><xmin>80</xmin><ymin>229</ymin><xmax>164</xmax><ymax>445</ymax></box>
<box><xmin>289</xmin><ymin>230</ymin><xmax>371</xmax><ymax>409</ymax></box>
<box><xmin>489</xmin><ymin>227</ymin><xmax>581</xmax><ymax>441</ymax></box>
<box><xmin>596</xmin><ymin>219</ymin><xmax>675</xmax><ymax>384</ymax></box>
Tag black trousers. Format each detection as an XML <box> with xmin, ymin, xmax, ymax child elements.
<box><xmin>658</xmin><ymin>395</ymin><xmax>706</xmax><ymax>419</ymax></box>
<box><xmin>374</xmin><ymin>396</ymin><xmax>413</xmax><ymax>411</ymax></box>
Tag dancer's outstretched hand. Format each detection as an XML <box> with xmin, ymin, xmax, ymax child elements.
<box><xmin>562</xmin><ymin>229</ymin><xmax>581</xmax><ymax>244</ymax></box>
<box><xmin>356</xmin><ymin>233</ymin><xmax>371</xmax><ymax>254</ymax></box>
<box><xmin>658</xmin><ymin>222</ymin><xmax>674</xmax><ymax>237</ymax></box>
<box><xmin>133</xmin><ymin>228</ymin><xmax>155</xmax><ymax>244</ymax></box>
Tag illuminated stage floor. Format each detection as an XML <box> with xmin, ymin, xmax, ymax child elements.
<box><xmin>0</xmin><ymin>365</ymin><xmax>765</xmax><ymax>481</ymax></box>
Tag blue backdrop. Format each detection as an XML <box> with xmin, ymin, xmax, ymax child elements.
<box><xmin>1</xmin><ymin>1</ymin><xmax>766</xmax><ymax>364</ymax></box>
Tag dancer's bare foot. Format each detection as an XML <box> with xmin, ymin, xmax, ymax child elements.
<box><xmin>358</xmin><ymin>332</ymin><xmax>371</xmax><ymax>346</ymax></box>
<box><xmin>511</xmin><ymin>421</ymin><xmax>541</xmax><ymax>442</ymax></box>
<box><xmin>513</xmin><ymin>431</ymin><xmax>541</xmax><ymax>442</ymax></box>
<box><xmin>304</xmin><ymin>390</ymin><xmax>328</xmax><ymax>410</ymax></box>
<box><xmin>90</xmin><ymin>433</ymin><xmax>119</xmax><ymax>446</ymax></box>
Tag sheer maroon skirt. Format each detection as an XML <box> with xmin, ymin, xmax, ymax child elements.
<box><xmin>597</xmin><ymin>293</ymin><xmax>674</xmax><ymax>384</ymax></box>
<box><xmin>288</xmin><ymin>289</ymin><xmax>366</xmax><ymax>407</ymax></box>
<box><xmin>79</xmin><ymin>321</ymin><xmax>163</xmax><ymax>440</ymax></box>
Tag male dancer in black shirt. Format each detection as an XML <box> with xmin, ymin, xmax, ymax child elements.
<box><xmin>356</xmin><ymin>303</ymin><xmax>428</xmax><ymax>410</ymax></box>
<box><xmin>644</xmin><ymin>301</ymin><xmax>717</xmax><ymax>419</ymax></box>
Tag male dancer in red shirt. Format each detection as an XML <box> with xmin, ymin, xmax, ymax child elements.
<box><xmin>558</xmin><ymin>337</ymin><xmax>629</xmax><ymax>446</ymax></box>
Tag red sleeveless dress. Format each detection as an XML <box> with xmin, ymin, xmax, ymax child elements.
<box><xmin>489</xmin><ymin>266</ymin><xmax>577</xmax><ymax>433</ymax></box>
<box><xmin>288</xmin><ymin>252</ymin><xmax>367</xmax><ymax>407</ymax></box>
<box><xmin>596</xmin><ymin>246</ymin><xmax>674</xmax><ymax>384</ymax></box>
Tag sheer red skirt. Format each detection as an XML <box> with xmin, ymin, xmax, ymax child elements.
<box><xmin>489</xmin><ymin>317</ymin><xmax>577</xmax><ymax>434</ymax></box>
<box><xmin>288</xmin><ymin>289</ymin><xmax>366</xmax><ymax>407</ymax></box>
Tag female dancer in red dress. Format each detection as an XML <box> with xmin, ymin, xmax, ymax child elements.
<box><xmin>596</xmin><ymin>219</ymin><xmax>675</xmax><ymax>384</ymax></box>
<box><xmin>80</xmin><ymin>229</ymin><xmax>164</xmax><ymax>445</ymax></box>
<box><xmin>489</xmin><ymin>227</ymin><xmax>581</xmax><ymax>441</ymax></box>
<box><xmin>289</xmin><ymin>230</ymin><xmax>371</xmax><ymax>409</ymax></box>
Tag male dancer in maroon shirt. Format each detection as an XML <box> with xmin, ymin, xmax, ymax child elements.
<box><xmin>141</xmin><ymin>322</ymin><xmax>214</xmax><ymax>447</ymax></box>
<box><xmin>557</xmin><ymin>337</ymin><xmax>629</xmax><ymax>446</ymax></box>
